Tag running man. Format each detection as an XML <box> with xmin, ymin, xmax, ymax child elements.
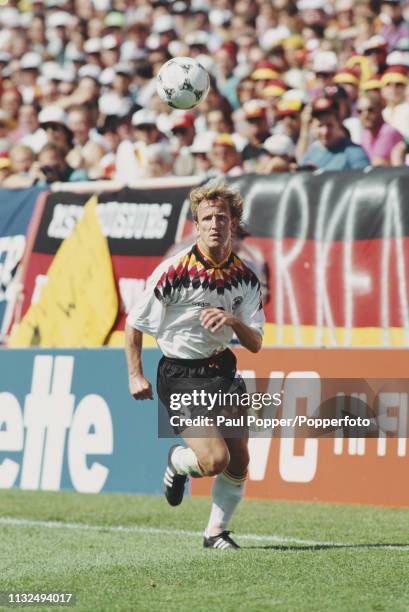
<box><xmin>125</xmin><ymin>181</ymin><xmax>265</xmax><ymax>550</ymax></box>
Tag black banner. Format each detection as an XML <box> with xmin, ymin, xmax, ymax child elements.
<box><xmin>33</xmin><ymin>186</ymin><xmax>191</xmax><ymax>257</ymax></box>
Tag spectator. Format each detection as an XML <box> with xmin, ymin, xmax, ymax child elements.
<box><xmin>241</xmin><ymin>100</ymin><xmax>271</xmax><ymax>165</ymax></box>
<box><xmin>214</xmin><ymin>43</ymin><xmax>241</xmax><ymax>110</ymax></box>
<box><xmin>208</xmin><ymin>133</ymin><xmax>244</xmax><ymax>177</ymax></box>
<box><xmin>115</xmin><ymin>110</ymin><xmax>165</xmax><ymax>182</ymax></box>
<box><xmin>302</xmin><ymin>97</ymin><xmax>370</xmax><ymax>170</ymax></box>
<box><xmin>323</xmin><ymin>84</ymin><xmax>362</xmax><ymax>144</ymax></box>
<box><xmin>1</xmin><ymin>0</ymin><xmax>409</xmax><ymax>184</ymax></box>
<box><xmin>189</xmin><ymin>132</ymin><xmax>215</xmax><ymax>175</ymax></box>
<box><xmin>1</xmin><ymin>88</ymin><xmax>22</xmax><ymax>121</ymax></box>
<box><xmin>258</xmin><ymin>134</ymin><xmax>298</xmax><ymax>173</ymax></box>
<box><xmin>361</xmin><ymin>36</ymin><xmax>389</xmax><ymax>77</ymax></box>
<box><xmin>15</xmin><ymin>104</ymin><xmax>42</xmax><ymax>147</ymax></box>
<box><xmin>170</xmin><ymin>113</ymin><xmax>196</xmax><ymax>176</ymax></box>
<box><xmin>0</xmin><ymin>111</ymin><xmax>16</xmax><ymax>152</ymax></box>
<box><xmin>310</xmin><ymin>51</ymin><xmax>338</xmax><ymax>97</ymax></box>
<box><xmin>379</xmin><ymin>0</ymin><xmax>409</xmax><ymax>49</ymax></box>
<box><xmin>358</xmin><ymin>91</ymin><xmax>406</xmax><ymax>165</ymax></box>
<box><xmin>38</xmin><ymin>106</ymin><xmax>72</xmax><ymax>155</ymax></box>
<box><xmin>98</xmin><ymin>116</ymin><xmax>123</xmax><ymax>180</ymax></box>
<box><xmin>66</xmin><ymin>105</ymin><xmax>105</xmax><ymax>177</ymax></box>
<box><xmin>0</xmin><ymin>154</ymin><xmax>11</xmax><ymax>185</ymax></box>
<box><xmin>9</xmin><ymin>144</ymin><xmax>35</xmax><ymax>175</ymax></box>
<box><xmin>33</xmin><ymin>143</ymin><xmax>88</xmax><ymax>185</ymax></box>
<box><xmin>144</xmin><ymin>143</ymin><xmax>174</xmax><ymax>178</ymax></box>
<box><xmin>274</xmin><ymin>98</ymin><xmax>303</xmax><ymax>144</ymax></box>
<box><xmin>381</xmin><ymin>67</ymin><xmax>409</xmax><ymax>138</ymax></box>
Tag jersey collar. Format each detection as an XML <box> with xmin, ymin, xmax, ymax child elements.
<box><xmin>194</xmin><ymin>242</ymin><xmax>233</xmax><ymax>269</ymax></box>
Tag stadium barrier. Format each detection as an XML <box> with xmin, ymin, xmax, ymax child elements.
<box><xmin>3</xmin><ymin>167</ymin><xmax>409</xmax><ymax>347</ymax></box>
<box><xmin>1</xmin><ymin>346</ymin><xmax>409</xmax><ymax>507</ymax></box>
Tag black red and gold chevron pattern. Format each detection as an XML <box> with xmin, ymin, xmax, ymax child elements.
<box><xmin>154</xmin><ymin>243</ymin><xmax>260</xmax><ymax>300</ymax></box>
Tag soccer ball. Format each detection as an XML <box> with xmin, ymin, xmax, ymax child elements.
<box><xmin>156</xmin><ymin>57</ymin><xmax>210</xmax><ymax>110</ymax></box>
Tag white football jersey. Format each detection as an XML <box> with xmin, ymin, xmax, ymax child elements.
<box><xmin>126</xmin><ymin>242</ymin><xmax>265</xmax><ymax>359</ymax></box>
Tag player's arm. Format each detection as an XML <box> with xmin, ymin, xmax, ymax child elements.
<box><xmin>199</xmin><ymin>309</ymin><xmax>262</xmax><ymax>353</ymax></box>
<box><xmin>125</xmin><ymin>323</ymin><xmax>153</xmax><ymax>400</ymax></box>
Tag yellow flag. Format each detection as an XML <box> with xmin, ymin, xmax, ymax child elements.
<box><xmin>9</xmin><ymin>195</ymin><xmax>118</xmax><ymax>347</ymax></box>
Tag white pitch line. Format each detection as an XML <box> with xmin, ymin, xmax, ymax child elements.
<box><xmin>0</xmin><ymin>517</ymin><xmax>408</xmax><ymax>551</ymax></box>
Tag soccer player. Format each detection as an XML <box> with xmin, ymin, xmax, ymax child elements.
<box><xmin>125</xmin><ymin>181</ymin><xmax>265</xmax><ymax>550</ymax></box>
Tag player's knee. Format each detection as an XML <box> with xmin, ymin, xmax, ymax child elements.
<box><xmin>200</xmin><ymin>449</ymin><xmax>230</xmax><ymax>476</ymax></box>
<box><xmin>228</xmin><ymin>444</ymin><xmax>249</xmax><ymax>475</ymax></box>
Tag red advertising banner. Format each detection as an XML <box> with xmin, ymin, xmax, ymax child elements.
<box><xmin>191</xmin><ymin>348</ymin><xmax>409</xmax><ymax>507</ymax></box>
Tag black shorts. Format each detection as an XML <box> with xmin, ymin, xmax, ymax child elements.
<box><xmin>157</xmin><ymin>348</ymin><xmax>247</xmax><ymax>436</ymax></box>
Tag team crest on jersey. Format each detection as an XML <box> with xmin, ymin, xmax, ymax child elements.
<box><xmin>154</xmin><ymin>244</ymin><xmax>260</xmax><ymax>301</ymax></box>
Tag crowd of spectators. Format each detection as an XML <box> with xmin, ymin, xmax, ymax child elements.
<box><xmin>0</xmin><ymin>0</ymin><xmax>409</xmax><ymax>186</ymax></box>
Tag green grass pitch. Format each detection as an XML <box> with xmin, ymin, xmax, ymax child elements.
<box><xmin>0</xmin><ymin>489</ymin><xmax>409</xmax><ymax>611</ymax></box>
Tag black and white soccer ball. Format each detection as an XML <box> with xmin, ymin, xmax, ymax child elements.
<box><xmin>156</xmin><ymin>57</ymin><xmax>210</xmax><ymax>110</ymax></box>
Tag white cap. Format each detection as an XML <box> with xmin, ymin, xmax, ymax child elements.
<box><xmin>282</xmin><ymin>88</ymin><xmax>310</xmax><ymax>104</ymax></box>
<box><xmin>92</xmin><ymin>0</ymin><xmax>112</xmax><ymax>10</ymax></box>
<box><xmin>297</xmin><ymin>0</ymin><xmax>327</xmax><ymax>9</ymax></box>
<box><xmin>59</xmin><ymin>66</ymin><xmax>77</xmax><ymax>83</ymax></box>
<box><xmin>263</xmin><ymin>134</ymin><xmax>295</xmax><ymax>157</ymax></box>
<box><xmin>195</xmin><ymin>53</ymin><xmax>215</xmax><ymax>73</ymax></box>
<box><xmin>146</xmin><ymin>34</ymin><xmax>161</xmax><ymax>51</ymax></box>
<box><xmin>38</xmin><ymin>106</ymin><xmax>68</xmax><ymax>125</ymax></box>
<box><xmin>102</xmin><ymin>34</ymin><xmax>119</xmax><ymax>50</ymax></box>
<box><xmin>41</xmin><ymin>61</ymin><xmax>62</xmax><ymax>80</ymax></box>
<box><xmin>0</xmin><ymin>8</ymin><xmax>21</xmax><ymax>28</ymax></box>
<box><xmin>190</xmin><ymin>131</ymin><xmax>216</xmax><ymax>154</ymax></box>
<box><xmin>99</xmin><ymin>93</ymin><xmax>131</xmax><ymax>116</ymax></box>
<box><xmin>260</xmin><ymin>26</ymin><xmax>291</xmax><ymax>50</ymax></box>
<box><xmin>65</xmin><ymin>45</ymin><xmax>85</xmax><ymax>63</ymax></box>
<box><xmin>114</xmin><ymin>62</ymin><xmax>133</xmax><ymax>76</ymax></box>
<box><xmin>48</xmin><ymin>11</ymin><xmax>73</xmax><ymax>28</ymax></box>
<box><xmin>313</xmin><ymin>50</ymin><xmax>338</xmax><ymax>73</ymax></box>
<box><xmin>360</xmin><ymin>35</ymin><xmax>386</xmax><ymax>54</ymax></box>
<box><xmin>20</xmin><ymin>52</ymin><xmax>42</xmax><ymax>70</ymax></box>
<box><xmin>132</xmin><ymin>109</ymin><xmax>158</xmax><ymax>127</ymax></box>
<box><xmin>386</xmin><ymin>50</ymin><xmax>409</xmax><ymax>66</ymax></box>
<box><xmin>153</xmin><ymin>15</ymin><xmax>176</xmax><ymax>34</ymax></box>
<box><xmin>191</xmin><ymin>0</ymin><xmax>211</xmax><ymax>12</ymax></box>
<box><xmin>120</xmin><ymin>43</ymin><xmax>146</xmax><ymax>62</ymax></box>
<box><xmin>0</xmin><ymin>52</ymin><xmax>11</xmax><ymax>64</ymax></box>
<box><xmin>168</xmin><ymin>40</ymin><xmax>189</xmax><ymax>56</ymax></box>
<box><xmin>84</xmin><ymin>38</ymin><xmax>102</xmax><ymax>54</ymax></box>
<box><xmin>46</xmin><ymin>0</ymin><xmax>67</xmax><ymax>7</ymax></box>
<box><xmin>99</xmin><ymin>67</ymin><xmax>115</xmax><ymax>85</ymax></box>
<box><xmin>209</xmin><ymin>9</ymin><xmax>232</xmax><ymax>26</ymax></box>
<box><xmin>185</xmin><ymin>30</ymin><xmax>210</xmax><ymax>47</ymax></box>
<box><xmin>78</xmin><ymin>64</ymin><xmax>102</xmax><ymax>80</ymax></box>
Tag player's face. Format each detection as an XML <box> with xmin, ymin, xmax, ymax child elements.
<box><xmin>195</xmin><ymin>199</ymin><xmax>235</xmax><ymax>254</ymax></box>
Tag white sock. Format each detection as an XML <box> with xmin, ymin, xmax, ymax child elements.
<box><xmin>171</xmin><ymin>446</ymin><xmax>203</xmax><ymax>477</ymax></box>
<box><xmin>205</xmin><ymin>470</ymin><xmax>246</xmax><ymax>537</ymax></box>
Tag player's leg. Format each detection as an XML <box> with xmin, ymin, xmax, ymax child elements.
<box><xmin>164</xmin><ymin>426</ymin><xmax>229</xmax><ymax>506</ymax></box>
<box><xmin>176</xmin><ymin>426</ymin><xmax>230</xmax><ymax>475</ymax></box>
<box><xmin>204</xmin><ymin>434</ymin><xmax>249</xmax><ymax>543</ymax></box>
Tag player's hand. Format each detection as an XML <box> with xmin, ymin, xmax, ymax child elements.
<box><xmin>200</xmin><ymin>308</ymin><xmax>236</xmax><ymax>333</ymax></box>
<box><xmin>129</xmin><ymin>374</ymin><xmax>153</xmax><ymax>400</ymax></box>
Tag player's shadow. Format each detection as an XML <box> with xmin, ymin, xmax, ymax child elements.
<box><xmin>243</xmin><ymin>543</ymin><xmax>409</xmax><ymax>551</ymax></box>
